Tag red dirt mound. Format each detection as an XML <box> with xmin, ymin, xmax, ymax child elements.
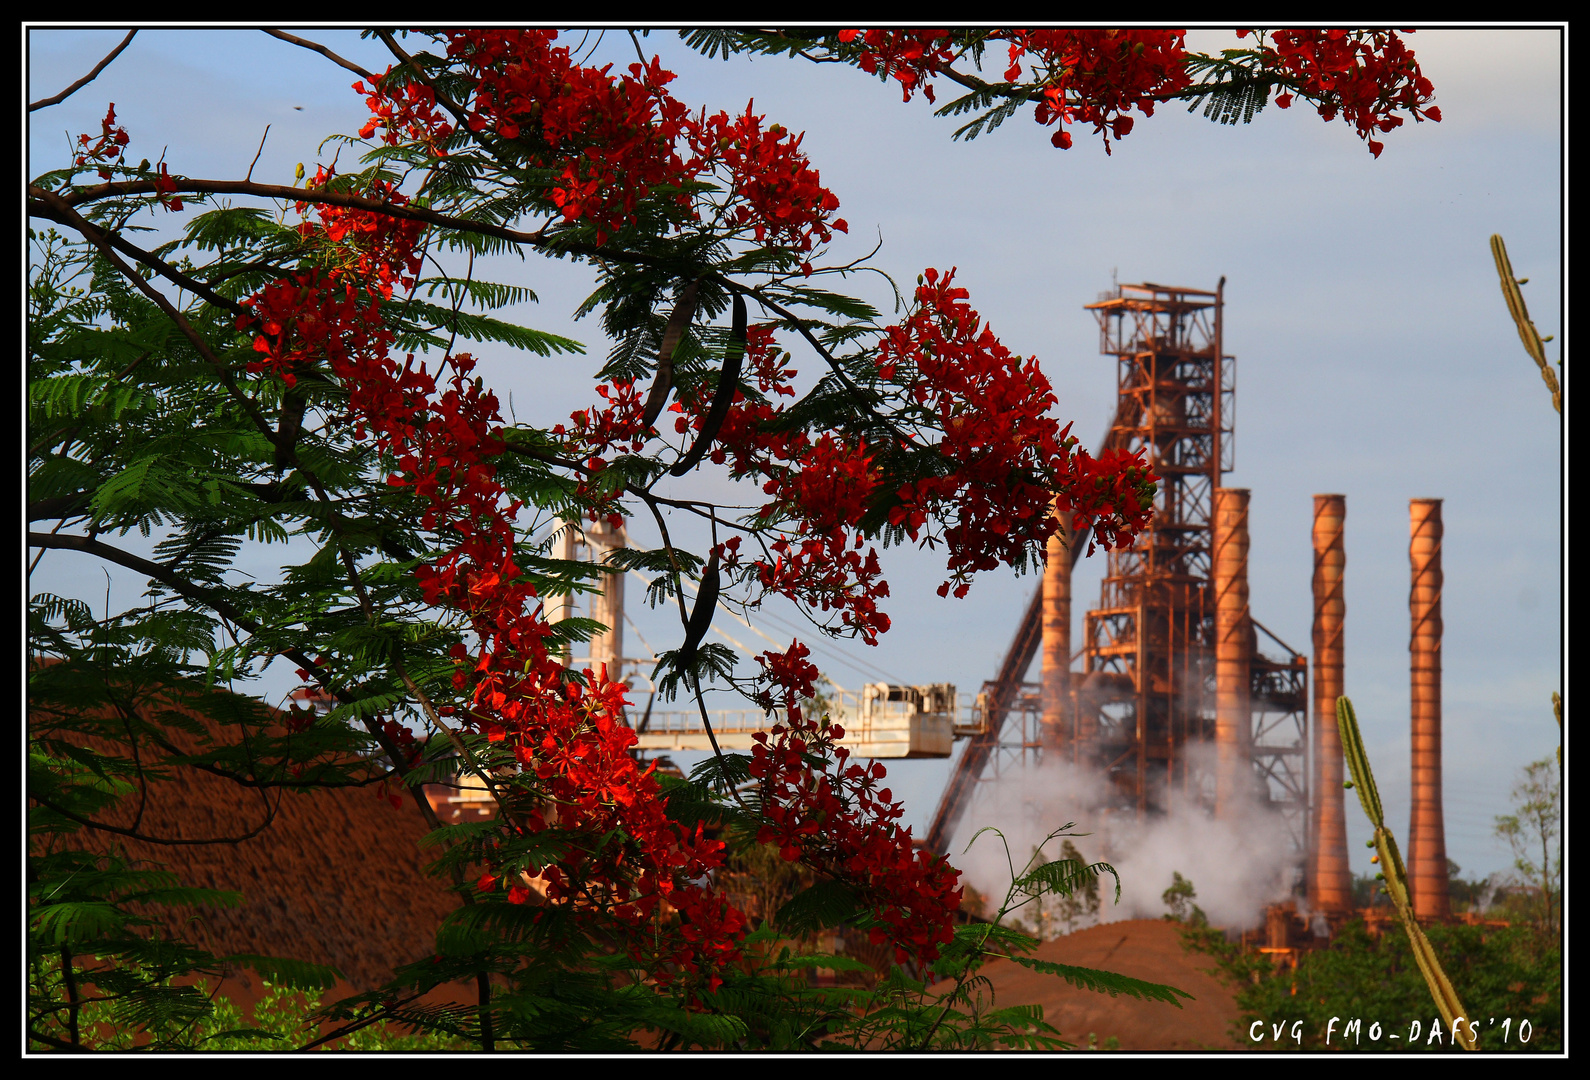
<box><xmin>30</xmin><ymin>682</ymin><xmax>464</xmax><ymax>995</ymax></box>
<box><xmin>932</xmin><ymin>918</ymin><xmax>1246</xmax><ymax>1050</ymax></box>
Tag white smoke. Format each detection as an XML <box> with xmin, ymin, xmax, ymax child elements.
<box><xmin>948</xmin><ymin>750</ymin><xmax>1295</xmax><ymax>934</ymax></box>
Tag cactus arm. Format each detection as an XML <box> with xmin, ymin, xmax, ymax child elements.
<box><xmin>1490</xmin><ymin>234</ymin><xmax>1562</xmax><ymax>414</ymax></box>
<box><xmin>1336</xmin><ymin>696</ymin><xmax>1478</xmax><ymax>1051</ymax></box>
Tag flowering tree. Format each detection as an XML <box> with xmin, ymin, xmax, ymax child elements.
<box><xmin>28</xmin><ymin>28</ymin><xmax>1438</xmax><ymax>1051</ymax></box>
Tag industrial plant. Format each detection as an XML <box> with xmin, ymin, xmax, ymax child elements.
<box><xmin>562</xmin><ymin>280</ymin><xmax>1456</xmax><ymax>945</ymax></box>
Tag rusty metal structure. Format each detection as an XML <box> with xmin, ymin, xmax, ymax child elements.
<box><xmin>1310</xmin><ymin>494</ymin><xmax>1352</xmax><ymax>912</ymax></box>
<box><xmin>1408</xmin><ymin>498</ymin><xmax>1450</xmax><ymax>918</ymax></box>
<box><xmin>1039</xmin><ymin>519</ymin><xmax>1073</xmax><ymax>752</ymax></box>
<box><xmin>927</xmin><ymin>281</ymin><xmax>1311</xmax><ymax>884</ymax></box>
<box><xmin>1214</xmin><ymin>487</ymin><xmax>1254</xmax><ymax>819</ymax></box>
<box><xmin>1067</xmin><ymin>282</ymin><xmax>1229</xmax><ymax>817</ymax></box>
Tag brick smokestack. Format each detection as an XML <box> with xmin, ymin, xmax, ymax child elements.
<box><xmin>1213</xmin><ymin>488</ymin><xmax>1252</xmax><ymax>820</ymax></box>
<box><xmin>1310</xmin><ymin>494</ymin><xmax>1352</xmax><ymax>911</ymax></box>
<box><xmin>1041</xmin><ymin>513</ymin><xmax>1072</xmax><ymax>754</ymax></box>
<box><xmin>1408</xmin><ymin>498</ymin><xmax>1449</xmax><ymax>918</ymax></box>
<box><xmin>586</xmin><ymin>519</ymin><xmax>626</xmax><ymax>684</ymax></box>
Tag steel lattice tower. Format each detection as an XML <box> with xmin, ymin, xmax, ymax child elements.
<box><xmin>1071</xmin><ymin>282</ymin><xmax>1229</xmax><ymax>814</ymax></box>
<box><xmin>929</xmin><ymin>281</ymin><xmax>1309</xmax><ymax>877</ymax></box>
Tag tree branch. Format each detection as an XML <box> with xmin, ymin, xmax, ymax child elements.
<box><xmin>30</xmin><ymin>790</ymin><xmax>280</xmax><ymax>846</ymax></box>
<box><xmin>28</xmin><ymin>195</ymin><xmax>252</xmax><ymax>317</ymax></box>
<box><xmin>261</xmin><ymin>29</ymin><xmax>378</xmax><ymax>82</ymax></box>
<box><xmin>28</xmin><ymin>187</ymin><xmax>288</xmax><ymax>458</ymax></box>
<box><xmin>33</xmin><ymin>179</ymin><xmax>668</xmax><ymax>273</ymax></box>
<box><xmin>29</xmin><ymin>30</ymin><xmax>138</xmax><ymax>112</ymax></box>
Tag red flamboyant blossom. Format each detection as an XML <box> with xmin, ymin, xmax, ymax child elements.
<box><xmin>838</xmin><ymin>29</ymin><xmax>1189</xmax><ymax>153</ymax></box>
<box><xmin>836</xmin><ymin>29</ymin><xmax>959</xmax><ymax>103</ymax></box>
<box><xmin>356</xmin><ymin>32</ymin><xmax>847</xmax><ymax>262</ymax></box>
<box><xmin>73</xmin><ymin>104</ymin><xmax>185</xmax><ymax>209</ymax></box>
<box><xmin>1239</xmin><ymin>29</ymin><xmax>1440</xmax><ymax>157</ymax></box>
<box><xmin>879</xmin><ymin>268</ymin><xmax>1156</xmax><ymax>595</ymax></box>
<box><xmin>835</xmin><ymin>28</ymin><xmax>1437</xmax><ymax>156</ymax></box>
<box><xmin>233</xmin><ymin>31</ymin><xmax>1161</xmax><ymax>989</ymax></box>
<box><xmin>74</xmin><ymin>103</ymin><xmax>130</xmax><ymax>180</ymax></box>
<box><xmin>1013</xmin><ymin>30</ymin><xmax>1190</xmax><ymax>153</ymax></box>
<box><xmin>749</xmin><ymin>642</ymin><xmax>962</xmax><ymax>964</ymax></box>
<box><xmin>691</xmin><ymin>107</ymin><xmax>849</xmax><ymax>256</ymax></box>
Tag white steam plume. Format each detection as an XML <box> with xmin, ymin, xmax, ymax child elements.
<box><xmin>948</xmin><ymin>750</ymin><xmax>1295</xmax><ymax>934</ymax></box>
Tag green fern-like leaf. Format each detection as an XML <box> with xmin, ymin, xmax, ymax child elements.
<box><xmin>1015</xmin><ymin>858</ymin><xmax>1121</xmax><ymax>903</ymax></box>
<box><xmin>1008</xmin><ymin>955</ymin><xmax>1193</xmax><ymax>1006</ymax></box>
<box><xmin>774</xmin><ymin>879</ymin><xmax>864</xmax><ymax>935</ymax></box>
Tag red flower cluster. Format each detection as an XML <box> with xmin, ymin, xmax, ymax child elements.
<box><xmin>692</xmin><ymin>107</ymin><xmax>849</xmax><ymax>258</ymax></box>
<box><xmin>355</xmin><ymin>75</ymin><xmax>453</xmax><ymax>155</ymax></box>
<box><xmin>363</xmin><ymin>30</ymin><xmax>696</xmax><ymax>245</ymax></box>
<box><xmin>836</xmin><ymin>29</ymin><xmax>1189</xmax><ymax>152</ymax></box>
<box><xmin>664</xmin><ymin>285</ymin><xmax>1153</xmax><ymax>628</ymax></box>
<box><xmin>836</xmin><ymin>29</ymin><xmax>959</xmax><ymax>103</ymax></box>
<box><xmin>1240</xmin><ymin>29</ymin><xmax>1441</xmax><ymax>157</ymax></box>
<box><xmin>749</xmin><ymin>642</ymin><xmax>963</xmax><ymax>964</ymax></box>
<box><xmin>74</xmin><ymin>103</ymin><xmax>130</xmax><ymax>180</ymax></box>
<box><xmin>553</xmin><ymin>378</ymin><xmax>651</xmax><ymax>468</ymax></box>
<box><xmin>1056</xmin><ymin>446</ymin><xmax>1158</xmax><ymax>556</ymax></box>
<box><xmin>667</xmin><ymin>327</ymin><xmax>892</xmax><ymax>643</ymax></box>
<box><xmin>297</xmin><ymin>168</ymin><xmax>427</xmax><ymax>299</ymax></box>
<box><xmin>1013</xmin><ymin>30</ymin><xmax>1190</xmax><ymax>153</ymax></box>
<box><xmin>755</xmin><ymin>436</ymin><xmax>892</xmax><ymax>643</ymax></box>
<box><xmin>880</xmin><ymin>269</ymin><xmax>1156</xmax><ymax>597</ymax></box>
<box><xmin>74</xmin><ymin>103</ymin><xmax>184</xmax><ymax>210</ymax></box>
<box><xmin>239</xmin><ymin>170</ymin><xmax>745</xmax><ymax>989</ymax></box>
<box><xmin>356</xmin><ymin>31</ymin><xmax>847</xmax><ymax>261</ymax></box>
<box><xmin>834</xmin><ymin>28</ymin><xmax>1438</xmax><ymax>156</ymax></box>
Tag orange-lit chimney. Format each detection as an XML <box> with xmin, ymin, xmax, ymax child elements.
<box><xmin>1041</xmin><ymin>514</ymin><xmax>1072</xmax><ymax>754</ymax></box>
<box><xmin>1408</xmin><ymin>498</ymin><xmax>1449</xmax><ymax>918</ymax></box>
<box><xmin>1213</xmin><ymin>487</ymin><xmax>1252</xmax><ymax>819</ymax></box>
<box><xmin>1310</xmin><ymin>494</ymin><xmax>1352</xmax><ymax>911</ymax></box>
<box><xmin>586</xmin><ymin>519</ymin><xmax>626</xmax><ymax>682</ymax></box>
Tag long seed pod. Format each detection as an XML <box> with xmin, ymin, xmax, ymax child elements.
<box><xmin>669</xmin><ymin>293</ymin><xmax>746</xmax><ymax>477</ymax></box>
<box><xmin>1337</xmin><ymin>696</ymin><xmax>1478</xmax><ymax>1051</ymax></box>
<box><xmin>641</xmin><ymin>279</ymin><xmax>701</xmax><ymax>429</ymax></box>
<box><xmin>677</xmin><ymin>545</ymin><xmax>721</xmax><ymax>671</ymax></box>
<box><xmin>274</xmin><ymin>386</ymin><xmax>306</xmax><ymax>472</ymax></box>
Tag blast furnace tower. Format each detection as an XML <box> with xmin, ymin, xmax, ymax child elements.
<box><xmin>928</xmin><ymin>282</ymin><xmax>1310</xmax><ymax>876</ymax></box>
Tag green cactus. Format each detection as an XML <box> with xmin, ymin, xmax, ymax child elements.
<box><xmin>1490</xmin><ymin>234</ymin><xmax>1561</xmax><ymax>414</ymax></box>
<box><xmin>1552</xmin><ymin>692</ymin><xmax>1562</xmax><ymax>767</ymax></box>
<box><xmin>1335</xmin><ymin>696</ymin><xmax>1478</xmax><ymax>1051</ymax></box>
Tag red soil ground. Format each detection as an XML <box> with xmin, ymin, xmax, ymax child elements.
<box><xmin>30</xmin><ymin>684</ymin><xmax>479</xmax><ymax>1038</ymax></box>
<box><xmin>931</xmin><ymin>918</ymin><xmax>1247</xmax><ymax>1051</ymax></box>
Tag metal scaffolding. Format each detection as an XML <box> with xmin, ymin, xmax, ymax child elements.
<box><xmin>927</xmin><ymin>281</ymin><xmax>1310</xmax><ymax>890</ymax></box>
<box><xmin>1071</xmin><ymin>281</ymin><xmax>1231</xmax><ymax>816</ymax></box>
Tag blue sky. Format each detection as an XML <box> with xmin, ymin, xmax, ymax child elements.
<box><xmin>27</xmin><ymin>27</ymin><xmax>1564</xmax><ymax>884</ymax></box>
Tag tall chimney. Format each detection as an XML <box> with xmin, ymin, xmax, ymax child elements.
<box><xmin>546</xmin><ymin>527</ymin><xmax>578</xmax><ymax>666</ymax></box>
<box><xmin>1041</xmin><ymin>513</ymin><xmax>1073</xmax><ymax>755</ymax></box>
<box><xmin>1213</xmin><ymin>488</ymin><xmax>1252</xmax><ymax>819</ymax></box>
<box><xmin>1310</xmin><ymin>495</ymin><xmax>1352</xmax><ymax>911</ymax></box>
<box><xmin>1408</xmin><ymin>499</ymin><xmax>1449</xmax><ymax>918</ymax></box>
<box><xmin>586</xmin><ymin>519</ymin><xmax>626</xmax><ymax>683</ymax></box>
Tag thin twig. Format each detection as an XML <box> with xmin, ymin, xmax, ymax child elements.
<box><xmin>29</xmin><ymin>30</ymin><xmax>138</xmax><ymax>111</ymax></box>
<box><xmin>29</xmin><ymin>791</ymin><xmax>279</xmax><ymax>846</ymax></box>
<box><xmin>28</xmin><ymin>198</ymin><xmax>249</xmax><ymax>316</ymax></box>
<box><xmin>292</xmin><ymin>990</ymin><xmax>428</xmax><ymax>1051</ymax></box>
<box><xmin>246</xmin><ymin>124</ymin><xmax>270</xmax><ymax>183</ymax></box>
<box><xmin>261</xmin><ymin>29</ymin><xmax>378</xmax><ymax>82</ymax></box>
